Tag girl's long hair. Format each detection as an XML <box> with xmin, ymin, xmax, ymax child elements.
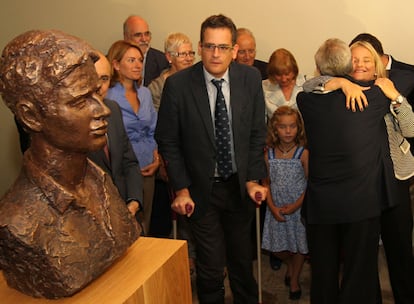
<box><xmin>266</xmin><ymin>106</ymin><xmax>307</xmax><ymax>148</ymax></box>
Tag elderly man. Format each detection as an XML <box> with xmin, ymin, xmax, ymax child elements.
<box><xmin>235</xmin><ymin>28</ymin><xmax>268</xmax><ymax>80</ymax></box>
<box><xmin>0</xmin><ymin>30</ymin><xmax>140</xmax><ymax>299</ymax></box>
<box><xmin>297</xmin><ymin>38</ymin><xmax>398</xmax><ymax>304</ymax></box>
<box><xmin>123</xmin><ymin>15</ymin><xmax>169</xmax><ymax>86</ymax></box>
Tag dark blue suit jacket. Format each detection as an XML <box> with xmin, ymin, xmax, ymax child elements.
<box><xmin>88</xmin><ymin>99</ymin><xmax>143</xmax><ymax>205</ymax></box>
<box><xmin>297</xmin><ymin>81</ymin><xmax>398</xmax><ymax>224</ymax></box>
<box><xmin>253</xmin><ymin>59</ymin><xmax>268</xmax><ymax>80</ymax></box>
<box><xmin>144</xmin><ymin>47</ymin><xmax>169</xmax><ymax>87</ymax></box>
<box><xmin>155</xmin><ymin>61</ymin><xmax>267</xmax><ymax>219</ymax></box>
<box><xmin>390</xmin><ymin>56</ymin><xmax>414</xmax><ymax>104</ymax></box>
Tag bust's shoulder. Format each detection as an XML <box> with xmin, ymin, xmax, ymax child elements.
<box><xmin>0</xmin><ymin>174</ymin><xmax>49</xmax><ymax>233</ymax></box>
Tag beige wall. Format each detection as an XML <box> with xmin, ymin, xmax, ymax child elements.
<box><xmin>1</xmin><ymin>0</ymin><xmax>414</xmax><ymax>196</ymax></box>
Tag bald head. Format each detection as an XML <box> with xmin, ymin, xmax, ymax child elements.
<box><xmin>123</xmin><ymin>15</ymin><xmax>151</xmax><ymax>54</ymax></box>
<box><xmin>94</xmin><ymin>52</ymin><xmax>111</xmax><ymax>98</ymax></box>
<box><xmin>236</xmin><ymin>28</ymin><xmax>257</xmax><ymax>66</ymax></box>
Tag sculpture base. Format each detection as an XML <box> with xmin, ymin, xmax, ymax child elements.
<box><xmin>0</xmin><ymin>237</ymin><xmax>192</xmax><ymax>303</ymax></box>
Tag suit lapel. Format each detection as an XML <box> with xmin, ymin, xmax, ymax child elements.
<box><xmin>191</xmin><ymin>63</ymin><xmax>216</xmax><ymax>147</ymax></box>
<box><xmin>228</xmin><ymin>63</ymin><xmax>244</xmax><ymax>140</ymax></box>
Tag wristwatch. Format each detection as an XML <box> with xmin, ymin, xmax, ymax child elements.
<box><xmin>314</xmin><ymin>82</ymin><xmax>325</xmax><ymax>93</ymax></box>
<box><xmin>391</xmin><ymin>95</ymin><xmax>404</xmax><ymax>105</ymax></box>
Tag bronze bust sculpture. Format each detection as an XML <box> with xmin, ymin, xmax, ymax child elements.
<box><xmin>0</xmin><ymin>30</ymin><xmax>141</xmax><ymax>298</ymax></box>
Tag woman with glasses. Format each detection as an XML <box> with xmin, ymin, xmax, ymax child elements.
<box><xmin>148</xmin><ymin>32</ymin><xmax>197</xmax><ymax>275</ymax></box>
<box><xmin>148</xmin><ymin>32</ymin><xmax>195</xmax><ymax>111</ymax></box>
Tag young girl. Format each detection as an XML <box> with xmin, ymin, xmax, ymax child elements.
<box><xmin>261</xmin><ymin>106</ymin><xmax>309</xmax><ymax>300</ymax></box>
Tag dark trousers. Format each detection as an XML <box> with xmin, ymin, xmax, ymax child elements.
<box><xmin>190</xmin><ymin>174</ymin><xmax>257</xmax><ymax>304</ymax></box>
<box><xmin>381</xmin><ymin>179</ymin><xmax>414</xmax><ymax>304</ymax></box>
<box><xmin>149</xmin><ymin>179</ymin><xmax>172</xmax><ymax>237</ymax></box>
<box><xmin>307</xmin><ymin>216</ymin><xmax>381</xmax><ymax>304</ymax></box>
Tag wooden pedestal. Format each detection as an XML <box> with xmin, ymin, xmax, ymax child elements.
<box><xmin>0</xmin><ymin>237</ymin><xmax>192</xmax><ymax>303</ymax></box>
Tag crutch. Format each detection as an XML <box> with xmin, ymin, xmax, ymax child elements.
<box><xmin>168</xmin><ymin>186</ymin><xmax>179</xmax><ymax>239</ymax></box>
<box><xmin>170</xmin><ymin>180</ymin><xmax>192</xmax><ymax>239</ymax></box>
<box><xmin>255</xmin><ymin>192</ymin><xmax>263</xmax><ymax>304</ymax></box>
<box><xmin>172</xmin><ymin>210</ymin><xmax>178</xmax><ymax>239</ymax></box>
<box><xmin>172</xmin><ymin>204</ymin><xmax>193</xmax><ymax>239</ymax></box>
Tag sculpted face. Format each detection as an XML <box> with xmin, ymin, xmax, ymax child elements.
<box><xmin>40</xmin><ymin>58</ymin><xmax>110</xmax><ymax>153</ymax></box>
<box><xmin>0</xmin><ymin>30</ymin><xmax>111</xmax><ymax>154</ymax></box>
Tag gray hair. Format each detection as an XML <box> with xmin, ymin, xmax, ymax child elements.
<box><xmin>164</xmin><ymin>32</ymin><xmax>192</xmax><ymax>53</ymax></box>
<box><xmin>314</xmin><ymin>38</ymin><xmax>352</xmax><ymax>76</ymax></box>
<box><xmin>236</xmin><ymin>28</ymin><xmax>255</xmax><ymax>40</ymax></box>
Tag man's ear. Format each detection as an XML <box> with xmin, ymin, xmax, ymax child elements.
<box><xmin>15</xmin><ymin>99</ymin><xmax>43</xmax><ymax>132</ymax></box>
<box><xmin>231</xmin><ymin>43</ymin><xmax>239</xmax><ymax>60</ymax></box>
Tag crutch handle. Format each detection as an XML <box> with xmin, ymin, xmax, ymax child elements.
<box><xmin>185</xmin><ymin>203</ymin><xmax>193</xmax><ymax>214</ymax></box>
<box><xmin>254</xmin><ymin>192</ymin><xmax>262</xmax><ymax>207</ymax></box>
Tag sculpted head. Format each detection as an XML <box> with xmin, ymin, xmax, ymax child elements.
<box><xmin>0</xmin><ymin>30</ymin><xmax>110</xmax><ymax>153</ymax></box>
<box><xmin>0</xmin><ymin>31</ymin><xmax>139</xmax><ymax>300</ymax></box>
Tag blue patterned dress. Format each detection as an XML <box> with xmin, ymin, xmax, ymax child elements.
<box><xmin>261</xmin><ymin>146</ymin><xmax>308</xmax><ymax>254</ymax></box>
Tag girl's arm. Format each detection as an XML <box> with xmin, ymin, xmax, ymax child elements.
<box><xmin>262</xmin><ymin>149</ymin><xmax>286</xmax><ymax>222</ymax></box>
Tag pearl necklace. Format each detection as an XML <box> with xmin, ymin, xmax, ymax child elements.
<box><xmin>277</xmin><ymin>144</ymin><xmax>296</xmax><ymax>155</ymax></box>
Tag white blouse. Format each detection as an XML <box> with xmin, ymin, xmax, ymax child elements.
<box><xmin>262</xmin><ymin>74</ymin><xmax>305</xmax><ymax>119</ymax></box>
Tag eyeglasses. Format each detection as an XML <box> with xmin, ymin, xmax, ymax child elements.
<box><xmin>170</xmin><ymin>51</ymin><xmax>196</xmax><ymax>58</ymax></box>
<box><xmin>201</xmin><ymin>43</ymin><xmax>233</xmax><ymax>53</ymax></box>
<box><xmin>237</xmin><ymin>49</ymin><xmax>256</xmax><ymax>55</ymax></box>
<box><xmin>132</xmin><ymin>31</ymin><xmax>151</xmax><ymax>39</ymax></box>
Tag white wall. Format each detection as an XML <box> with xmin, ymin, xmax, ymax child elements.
<box><xmin>1</xmin><ymin>0</ymin><xmax>413</xmax><ymax>195</ymax></box>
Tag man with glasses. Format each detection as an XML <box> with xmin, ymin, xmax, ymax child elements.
<box><xmin>156</xmin><ymin>14</ymin><xmax>268</xmax><ymax>303</ymax></box>
<box><xmin>123</xmin><ymin>15</ymin><xmax>169</xmax><ymax>86</ymax></box>
<box><xmin>235</xmin><ymin>28</ymin><xmax>268</xmax><ymax>80</ymax></box>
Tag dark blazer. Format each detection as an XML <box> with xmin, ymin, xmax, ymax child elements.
<box><xmin>391</xmin><ymin>56</ymin><xmax>414</xmax><ymax>72</ymax></box>
<box><xmin>253</xmin><ymin>59</ymin><xmax>268</xmax><ymax>80</ymax></box>
<box><xmin>390</xmin><ymin>56</ymin><xmax>414</xmax><ymax>104</ymax></box>
<box><xmin>143</xmin><ymin>47</ymin><xmax>169</xmax><ymax>87</ymax></box>
<box><xmin>155</xmin><ymin>61</ymin><xmax>267</xmax><ymax>219</ymax></box>
<box><xmin>297</xmin><ymin>81</ymin><xmax>398</xmax><ymax>224</ymax></box>
<box><xmin>88</xmin><ymin>99</ymin><xmax>143</xmax><ymax>204</ymax></box>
